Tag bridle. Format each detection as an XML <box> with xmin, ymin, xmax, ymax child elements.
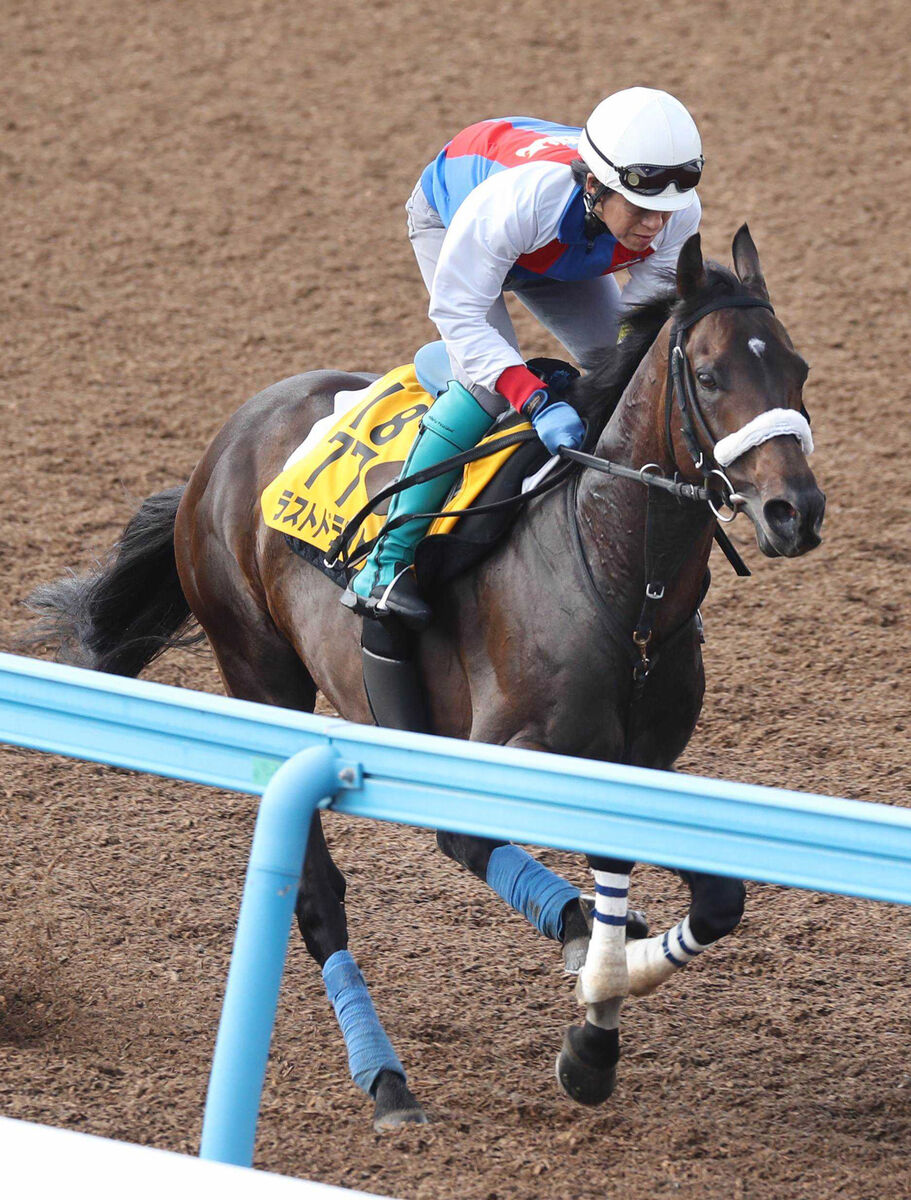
<box><xmin>666</xmin><ymin>293</ymin><xmax>776</xmax><ymax>523</ymax></box>
<box><xmin>564</xmin><ymin>292</ymin><xmax>812</xmax><ymax>521</ymax></box>
<box><xmin>568</xmin><ymin>291</ymin><xmax>814</xmax><ymax>688</ymax></box>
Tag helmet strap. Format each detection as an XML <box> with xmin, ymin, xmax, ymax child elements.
<box><xmin>582</xmin><ymin>181</ymin><xmax>609</xmax><ymax>242</ymax></box>
<box><xmin>583</xmin><ymin>180</ymin><xmax>608</xmax><ymax>215</ymax></box>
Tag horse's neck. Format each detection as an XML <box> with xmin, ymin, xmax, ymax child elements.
<box><xmin>575</xmin><ymin>326</ymin><xmax>715</xmax><ymax>635</ymax></box>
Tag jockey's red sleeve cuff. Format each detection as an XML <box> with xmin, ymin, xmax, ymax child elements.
<box><xmin>495</xmin><ymin>364</ymin><xmax>547</xmax><ymax>413</ymax></box>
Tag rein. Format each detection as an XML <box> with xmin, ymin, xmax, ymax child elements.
<box><xmin>326</xmin><ymin>427</ymin><xmax>573</xmax><ymax>570</ymax></box>
<box><xmin>326</xmin><ymin>431</ymin><xmax>736</xmax><ymax>576</ymax></box>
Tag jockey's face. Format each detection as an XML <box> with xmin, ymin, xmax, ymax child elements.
<box><xmin>594</xmin><ymin>185</ymin><xmax>672</xmax><ymax>254</ymax></box>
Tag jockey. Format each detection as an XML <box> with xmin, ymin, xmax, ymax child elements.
<box><xmin>349</xmin><ymin>86</ymin><xmax>704</xmax><ymax>629</ymax></box>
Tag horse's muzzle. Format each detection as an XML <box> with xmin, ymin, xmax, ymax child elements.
<box><xmin>756</xmin><ymin>484</ymin><xmax>826</xmax><ymax>557</ymax></box>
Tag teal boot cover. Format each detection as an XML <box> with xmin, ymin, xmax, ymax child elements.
<box><xmin>353</xmin><ymin>380</ymin><xmax>493</xmax><ymax>600</ymax></box>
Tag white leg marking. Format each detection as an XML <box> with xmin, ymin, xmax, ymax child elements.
<box><xmin>576</xmin><ymin>872</ymin><xmax>629</xmax><ymax>1022</ymax></box>
<box><xmin>626</xmin><ymin>914</ymin><xmax>710</xmax><ymax>996</ymax></box>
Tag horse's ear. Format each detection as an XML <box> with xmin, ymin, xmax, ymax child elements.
<box><xmin>676</xmin><ymin>233</ymin><xmax>706</xmax><ymax>298</ymax></box>
<box><xmin>732</xmin><ymin>223</ymin><xmax>770</xmax><ymax>299</ymax></box>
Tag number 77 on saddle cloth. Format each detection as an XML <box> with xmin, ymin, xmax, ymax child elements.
<box><xmin>260</xmin><ymin>362</ymin><xmax>530</xmax><ymax>567</ymax></box>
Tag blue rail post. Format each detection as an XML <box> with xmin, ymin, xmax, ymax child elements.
<box><xmin>199</xmin><ymin>744</ymin><xmax>343</xmax><ymax>1166</ymax></box>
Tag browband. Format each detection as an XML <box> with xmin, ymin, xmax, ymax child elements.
<box><xmin>673</xmin><ymin>294</ymin><xmax>774</xmax><ymax>334</ymax></box>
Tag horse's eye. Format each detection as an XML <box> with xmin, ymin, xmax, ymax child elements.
<box><xmin>696</xmin><ymin>371</ymin><xmax>717</xmax><ymax>390</ymax></box>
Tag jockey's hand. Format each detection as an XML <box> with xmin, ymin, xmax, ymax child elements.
<box><xmin>494</xmin><ymin>364</ymin><xmax>585</xmax><ymax>455</ymax></box>
<box><xmin>528</xmin><ymin>397</ymin><xmax>585</xmax><ymax>455</ymax></box>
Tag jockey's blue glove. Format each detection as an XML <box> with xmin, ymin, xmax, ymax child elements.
<box><xmin>526</xmin><ymin>394</ymin><xmax>585</xmax><ymax>455</ymax></box>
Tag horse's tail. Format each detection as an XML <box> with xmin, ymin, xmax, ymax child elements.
<box><xmin>26</xmin><ymin>485</ymin><xmax>202</xmax><ymax>678</ymax></box>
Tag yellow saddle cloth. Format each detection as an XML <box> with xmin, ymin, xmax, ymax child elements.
<box><xmin>260</xmin><ymin>362</ymin><xmax>532</xmax><ymax>570</ymax></box>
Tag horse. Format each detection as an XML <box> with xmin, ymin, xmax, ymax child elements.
<box><xmin>30</xmin><ymin>227</ymin><xmax>824</xmax><ymax>1129</ymax></box>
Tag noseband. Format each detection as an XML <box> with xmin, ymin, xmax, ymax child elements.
<box><xmin>665</xmin><ymin>293</ymin><xmax>812</xmax><ymax>522</ymax></box>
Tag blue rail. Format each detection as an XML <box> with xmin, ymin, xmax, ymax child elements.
<box><xmin>3</xmin><ymin>651</ymin><xmax>910</xmax><ymax>1166</ymax></box>
<box><xmin>4</xmin><ymin>653</ymin><xmax>910</xmax><ymax>901</ymax></box>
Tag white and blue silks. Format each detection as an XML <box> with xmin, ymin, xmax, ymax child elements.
<box><xmin>485</xmin><ymin>844</ymin><xmax>580</xmax><ymax>940</ymax></box>
<box><xmin>322</xmin><ymin>950</ymin><xmax>406</xmax><ymax>1094</ymax></box>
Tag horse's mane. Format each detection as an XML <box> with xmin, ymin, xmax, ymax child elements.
<box><xmin>570</xmin><ymin>261</ymin><xmax>746</xmax><ymax>439</ymax></box>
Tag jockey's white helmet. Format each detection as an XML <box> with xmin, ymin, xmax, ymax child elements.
<box><xmin>578</xmin><ymin>87</ymin><xmax>704</xmax><ymax>211</ymax></box>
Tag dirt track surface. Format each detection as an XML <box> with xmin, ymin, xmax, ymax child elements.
<box><xmin>2</xmin><ymin>2</ymin><xmax>911</xmax><ymax>1197</ymax></box>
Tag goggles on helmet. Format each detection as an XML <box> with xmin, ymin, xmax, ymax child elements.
<box><xmin>602</xmin><ymin>153</ymin><xmax>704</xmax><ymax>196</ymax></box>
<box><xmin>583</xmin><ymin>120</ymin><xmax>704</xmax><ymax>196</ymax></box>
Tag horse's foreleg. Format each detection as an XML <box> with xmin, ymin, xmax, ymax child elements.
<box><xmin>626</xmin><ymin>870</ymin><xmax>745</xmax><ymax>996</ymax></box>
<box><xmin>438</xmin><ymin>731</ymin><xmax>642</xmax><ymax>962</ymax></box>
<box><xmin>556</xmin><ymin>856</ymin><xmax>633</xmax><ymax>1106</ymax></box>
<box><xmin>575</xmin><ymin>860</ymin><xmax>633</xmax><ymax>1021</ymax></box>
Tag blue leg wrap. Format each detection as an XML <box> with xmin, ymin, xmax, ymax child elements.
<box><xmin>485</xmin><ymin>844</ymin><xmax>580</xmax><ymax>941</ymax></box>
<box><xmin>322</xmin><ymin>950</ymin><xmax>406</xmax><ymax>1095</ymax></box>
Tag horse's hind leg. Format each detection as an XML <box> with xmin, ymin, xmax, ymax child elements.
<box><xmin>625</xmin><ymin>869</ymin><xmax>745</xmax><ymax>996</ymax></box>
<box><xmin>296</xmin><ymin>811</ymin><xmax>425</xmax><ymax>1131</ymax></box>
<box><xmin>201</xmin><ymin>616</ymin><xmax>425</xmax><ymax>1131</ymax></box>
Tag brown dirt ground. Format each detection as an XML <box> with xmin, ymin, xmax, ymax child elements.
<box><xmin>2</xmin><ymin>1</ymin><xmax>911</xmax><ymax>1197</ymax></box>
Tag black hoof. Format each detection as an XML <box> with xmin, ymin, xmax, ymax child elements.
<box><xmin>555</xmin><ymin>1022</ymin><xmax>619</xmax><ymax>1106</ymax></box>
<box><xmin>371</xmin><ymin>1069</ymin><xmax>428</xmax><ymax>1132</ymax></box>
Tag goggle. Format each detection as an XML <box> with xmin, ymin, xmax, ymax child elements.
<box><xmin>603</xmin><ymin>154</ymin><xmax>704</xmax><ymax>196</ymax></box>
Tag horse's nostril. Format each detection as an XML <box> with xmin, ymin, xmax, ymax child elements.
<box><xmin>763</xmin><ymin>499</ymin><xmax>798</xmax><ymax>532</ymax></box>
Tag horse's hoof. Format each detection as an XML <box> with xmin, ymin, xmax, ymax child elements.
<box><xmin>371</xmin><ymin>1069</ymin><xmax>428</xmax><ymax>1132</ymax></box>
<box><xmin>555</xmin><ymin>1022</ymin><xmax>619</xmax><ymax>1106</ymax></box>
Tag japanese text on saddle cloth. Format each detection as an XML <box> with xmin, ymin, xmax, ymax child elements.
<box><xmin>260</xmin><ymin>362</ymin><xmax>532</xmax><ymax>571</ymax></box>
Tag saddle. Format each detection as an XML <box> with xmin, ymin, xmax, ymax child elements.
<box><xmin>261</xmin><ymin>344</ymin><xmax>577</xmax><ymax>593</ymax></box>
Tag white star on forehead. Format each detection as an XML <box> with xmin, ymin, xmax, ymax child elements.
<box><xmin>748</xmin><ymin>337</ymin><xmax>766</xmax><ymax>357</ymax></box>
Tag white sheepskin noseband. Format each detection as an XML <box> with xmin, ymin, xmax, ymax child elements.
<box><xmin>713</xmin><ymin>408</ymin><xmax>814</xmax><ymax>468</ymax></box>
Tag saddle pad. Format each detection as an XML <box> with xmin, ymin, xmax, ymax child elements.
<box><xmin>260</xmin><ymin>362</ymin><xmax>532</xmax><ymax>570</ymax></box>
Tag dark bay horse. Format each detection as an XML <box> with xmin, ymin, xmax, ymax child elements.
<box><xmin>31</xmin><ymin>228</ymin><xmax>824</xmax><ymax>1127</ymax></box>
